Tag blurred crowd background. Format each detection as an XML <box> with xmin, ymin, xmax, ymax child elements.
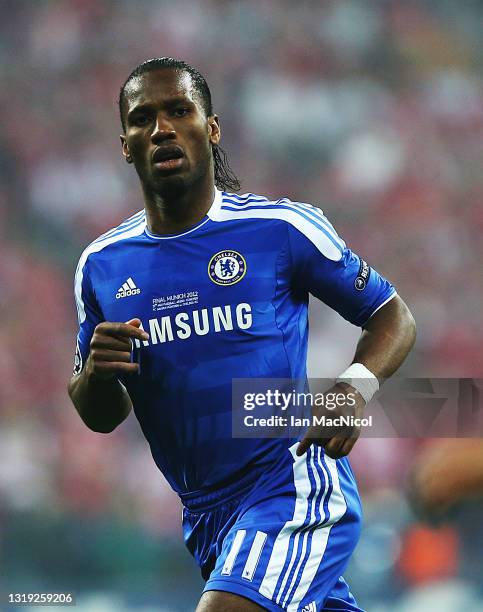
<box><xmin>0</xmin><ymin>1</ymin><xmax>482</xmax><ymax>610</ymax></box>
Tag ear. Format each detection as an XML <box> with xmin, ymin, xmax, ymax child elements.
<box><xmin>120</xmin><ymin>135</ymin><xmax>133</xmax><ymax>163</ymax></box>
<box><xmin>208</xmin><ymin>115</ymin><xmax>221</xmax><ymax>146</ymax></box>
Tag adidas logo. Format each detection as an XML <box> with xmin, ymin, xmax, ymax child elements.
<box><xmin>301</xmin><ymin>603</ymin><xmax>317</xmax><ymax>612</ymax></box>
<box><xmin>116</xmin><ymin>277</ymin><xmax>141</xmax><ymax>299</ymax></box>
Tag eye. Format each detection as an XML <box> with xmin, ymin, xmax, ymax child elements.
<box><xmin>132</xmin><ymin>113</ymin><xmax>151</xmax><ymax>126</ymax></box>
<box><xmin>172</xmin><ymin>107</ymin><xmax>189</xmax><ymax>118</ymax></box>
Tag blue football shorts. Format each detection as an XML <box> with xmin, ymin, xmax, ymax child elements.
<box><xmin>182</xmin><ymin>443</ymin><xmax>364</xmax><ymax>611</ymax></box>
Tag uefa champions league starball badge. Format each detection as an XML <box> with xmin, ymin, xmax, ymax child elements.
<box><xmin>208</xmin><ymin>250</ymin><xmax>247</xmax><ymax>286</ymax></box>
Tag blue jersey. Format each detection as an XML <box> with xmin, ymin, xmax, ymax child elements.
<box><xmin>73</xmin><ymin>189</ymin><xmax>395</xmax><ymax>496</ymax></box>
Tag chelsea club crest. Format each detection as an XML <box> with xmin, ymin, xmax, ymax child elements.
<box><xmin>208</xmin><ymin>250</ymin><xmax>247</xmax><ymax>286</ymax></box>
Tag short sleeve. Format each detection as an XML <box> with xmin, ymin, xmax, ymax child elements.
<box><xmin>73</xmin><ymin>256</ymin><xmax>104</xmax><ymax>374</ymax></box>
<box><xmin>286</xmin><ymin>204</ymin><xmax>396</xmax><ymax>327</ymax></box>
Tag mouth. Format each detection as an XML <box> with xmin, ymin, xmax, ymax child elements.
<box><xmin>152</xmin><ymin>145</ymin><xmax>185</xmax><ymax>171</ymax></box>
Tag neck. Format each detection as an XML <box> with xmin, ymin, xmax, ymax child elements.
<box><xmin>143</xmin><ymin>174</ymin><xmax>215</xmax><ymax>235</ymax></box>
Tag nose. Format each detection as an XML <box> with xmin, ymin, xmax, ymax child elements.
<box><xmin>151</xmin><ymin>113</ymin><xmax>176</xmax><ymax>143</ymax></box>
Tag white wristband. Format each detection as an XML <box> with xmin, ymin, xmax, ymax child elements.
<box><xmin>336</xmin><ymin>363</ymin><xmax>379</xmax><ymax>404</ymax></box>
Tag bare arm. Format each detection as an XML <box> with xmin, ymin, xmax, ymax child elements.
<box><xmin>67</xmin><ymin>318</ymin><xmax>149</xmax><ymax>433</ymax></box>
<box><xmin>297</xmin><ymin>294</ymin><xmax>416</xmax><ymax>457</ymax></box>
<box><xmin>353</xmin><ymin>293</ymin><xmax>416</xmax><ymax>381</ymax></box>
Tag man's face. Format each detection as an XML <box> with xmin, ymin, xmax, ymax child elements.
<box><xmin>120</xmin><ymin>69</ymin><xmax>220</xmax><ymax>195</ymax></box>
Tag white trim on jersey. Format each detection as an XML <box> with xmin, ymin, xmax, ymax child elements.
<box><xmin>368</xmin><ymin>290</ymin><xmax>397</xmax><ymax>319</ymax></box>
<box><xmin>222</xmin><ymin>193</ymin><xmax>344</xmax><ymax>252</ymax></box>
<box><xmin>74</xmin><ymin>217</ymin><xmax>146</xmax><ymax>324</ymax></box>
<box><xmin>91</xmin><ymin>209</ymin><xmax>145</xmax><ymax>246</ymax></box>
<box><xmin>223</xmin><ymin>193</ymin><xmax>269</xmax><ymax>205</ymax></box>
<box><xmin>144</xmin><ymin>217</ymin><xmax>210</xmax><ymax>240</ymax></box>
<box><xmin>209</xmin><ymin>193</ymin><xmax>344</xmax><ymax>262</ymax></box>
<box><xmin>144</xmin><ymin>189</ymin><xmax>221</xmax><ymax>240</ymax></box>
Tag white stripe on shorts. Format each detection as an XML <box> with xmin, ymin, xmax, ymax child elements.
<box><xmin>287</xmin><ymin>455</ymin><xmax>347</xmax><ymax>611</ymax></box>
<box><xmin>281</xmin><ymin>447</ymin><xmax>330</xmax><ymax>607</ymax></box>
<box><xmin>221</xmin><ymin>529</ymin><xmax>246</xmax><ymax>576</ymax></box>
<box><xmin>259</xmin><ymin>445</ymin><xmax>318</xmax><ymax>601</ymax></box>
<box><xmin>242</xmin><ymin>531</ymin><xmax>268</xmax><ymax>581</ymax></box>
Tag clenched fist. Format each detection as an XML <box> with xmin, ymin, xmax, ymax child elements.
<box><xmin>86</xmin><ymin>318</ymin><xmax>149</xmax><ymax>379</ymax></box>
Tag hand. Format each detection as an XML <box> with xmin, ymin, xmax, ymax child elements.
<box><xmin>296</xmin><ymin>383</ymin><xmax>366</xmax><ymax>459</ymax></box>
<box><xmin>85</xmin><ymin>318</ymin><xmax>149</xmax><ymax>380</ymax></box>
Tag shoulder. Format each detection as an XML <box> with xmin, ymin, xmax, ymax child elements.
<box><xmin>211</xmin><ymin>191</ymin><xmax>344</xmax><ymax>260</ymax></box>
<box><xmin>75</xmin><ymin>209</ymin><xmax>146</xmax><ymax>276</ymax></box>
